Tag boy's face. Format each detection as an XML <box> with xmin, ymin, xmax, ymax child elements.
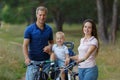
<box><xmin>56</xmin><ymin>34</ymin><xmax>64</xmax><ymax>46</ymax></box>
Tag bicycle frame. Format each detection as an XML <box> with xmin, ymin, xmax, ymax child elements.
<box><xmin>53</xmin><ymin>61</ymin><xmax>78</xmax><ymax>80</ymax></box>
<box><xmin>27</xmin><ymin>60</ymin><xmax>78</xmax><ymax>80</ymax></box>
<box><xmin>63</xmin><ymin>61</ymin><xmax>78</xmax><ymax>80</ymax></box>
<box><xmin>26</xmin><ymin>42</ymin><xmax>78</xmax><ymax>80</ymax></box>
<box><xmin>28</xmin><ymin>60</ymin><xmax>55</xmax><ymax>80</ymax></box>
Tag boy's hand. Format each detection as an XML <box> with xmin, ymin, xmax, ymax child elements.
<box><xmin>65</xmin><ymin>58</ymin><xmax>70</xmax><ymax>65</ymax></box>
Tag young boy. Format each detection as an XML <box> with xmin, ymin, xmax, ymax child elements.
<box><xmin>51</xmin><ymin>31</ymin><xmax>70</xmax><ymax>80</ymax></box>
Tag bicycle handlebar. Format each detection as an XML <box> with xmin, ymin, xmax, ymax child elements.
<box><xmin>28</xmin><ymin>60</ymin><xmax>54</xmax><ymax>67</ymax></box>
<box><xmin>54</xmin><ymin>61</ymin><xmax>77</xmax><ymax>71</ymax></box>
<box><xmin>64</xmin><ymin>61</ymin><xmax>77</xmax><ymax>70</ymax></box>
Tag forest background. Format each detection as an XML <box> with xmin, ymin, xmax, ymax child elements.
<box><xmin>0</xmin><ymin>0</ymin><xmax>120</xmax><ymax>80</ymax></box>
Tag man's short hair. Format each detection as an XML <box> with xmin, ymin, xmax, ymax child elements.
<box><xmin>36</xmin><ymin>6</ymin><xmax>48</xmax><ymax>15</ymax></box>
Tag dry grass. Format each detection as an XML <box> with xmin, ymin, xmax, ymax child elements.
<box><xmin>0</xmin><ymin>40</ymin><xmax>25</xmax><ymax>80</ymax></box>
<box><xmin>0</xmin><ymin>23</ymin><xmax>120</xmax><ymax>80</ymax></box>
<box><xmin>97</xmin><ymin>44</ymin><xmax>120</xmax><ymax>80</ymax></box>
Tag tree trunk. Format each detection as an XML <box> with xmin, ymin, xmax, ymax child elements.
<box><xmin>26</xmin><ymin>7</ymin><xmax>36</xmax><ymax>25</ymax></box>
<box><xmin>96</xmin><ymin>0</ymin><xmax>109</xmax><ymax>44</ymax></box>
<box><xmin>52</xmin><ymin>10</ymin><xmax>64</xmax><ymax>31</ymax></box>
<box><xmin>109</xmin><ymin>0</ymin><xmax>118</xmax><ymax>44</ymax></box>
<box><xmin>30</xmin><ymin>7</ymin><xmax>36</xmax><ymax>23</ymax></box>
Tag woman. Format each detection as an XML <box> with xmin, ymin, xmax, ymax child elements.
<box><xmin>68</xmin><ymin>19</ymin><xmax>99</xmax><ymax>80</ymax></box>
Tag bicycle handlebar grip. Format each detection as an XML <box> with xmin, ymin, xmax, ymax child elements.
<box><xmin>45</xmin><ymin>60</ymin><xmax>54</xmax><ymax>63</ymax></box>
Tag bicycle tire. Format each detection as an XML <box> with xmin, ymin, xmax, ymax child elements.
<box><xmin>50</xmin><ymin>69</ymin><xmax>60</xmax><ymax>79</ymax></box>
<box><xmin>34</xmin><ymin>71</ymin><xmax>48</xmax><ymax>80</ymax></box>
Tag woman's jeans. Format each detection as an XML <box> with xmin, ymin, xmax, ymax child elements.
<box><xmin>25</xmin><ymin>60</ymin><xmax>50</xmax><ymax>80</ymax></box>
<box><xmin>78</xmin><ymin>65</ymin><xmax>98</xmax><ymax>80</ymax></box>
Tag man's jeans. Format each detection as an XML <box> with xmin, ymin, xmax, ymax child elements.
<box><xmin>25</xmin><ymin>60</ymin><xmax>50</xmax><ymax>80</ymax></box>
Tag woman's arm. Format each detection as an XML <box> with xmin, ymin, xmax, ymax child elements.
<box><xmin>77</xmin><ymin>45</ymin><xmax>97</xmax><ymax>63</ymax></box>
<box><xmin>70</xmin><ymin>55</ymin><xmax>79</xmax><ymax>61</ymax></box>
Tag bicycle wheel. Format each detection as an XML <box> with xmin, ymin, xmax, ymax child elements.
<box><xmin>50</xmin><ymin>69</ymin><xmax>60</xmax><ymax>80</ymax></box>
<box><xmin>34</xmin><ymin>71</ymin><xmax>48</xmax><ymax>80</ymax></box>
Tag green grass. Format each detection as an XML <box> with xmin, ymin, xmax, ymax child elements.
<box><xmin>0</xmin><ymin>22</ymin><xmax>26</xmax><ymax>43</ymax></box>
<box><xmin>96</xmin><ymin>43</ymin><xmax>120</xmax><ymax>80</ymax></box>
<box><xmin>0</xmin><ymin>22</ymin><xmax>120</xmax><ymax>80</ymax></box>
<box><xmin>0</xmin><ymin>40</ymin><xmax>25</xmax><ymax>80</ymax></box>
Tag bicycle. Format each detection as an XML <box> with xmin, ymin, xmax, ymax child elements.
<box><xmin>28</xmin><ymin>60</ymin><xmax>55</xmax><ymax>80</ymax></box>
<box><xmin>28</xmin><ymin>60</ymin><xmax>78</xmax><ymax>80</ymax></box>
<box><xmin>63</xmin><ymin>41</ymin><xmax>78</xmax><ymax>80</ymax></box>
<box><xmin>26</xmin><ymin>41</ymin><xmax>78</xmax><ymax>80</ymax></box>
<box><xmin>54</xmin><ymin>61</ymin><xmax>78</xmax><ymax>80</ymax></box>
<box><xmin>65</xmin><ymin>61</ymin><xmax>78</xmax><ymax>80</ymax></box>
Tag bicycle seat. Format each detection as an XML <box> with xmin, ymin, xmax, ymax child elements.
<box><xmin>64</xmin><ymin>41</ymin><xmax>74</xmax><ymax>50</ymax></box>
<box><xmin>64</xmin><ymin>41</ymin><xmax>75</xmax><ymax>57</ymax></box>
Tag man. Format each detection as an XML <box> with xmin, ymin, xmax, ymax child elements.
<box><xmin>23</xmin><ymin>6</ymin><xmax>54</xmax><ymax>80</ymax></box>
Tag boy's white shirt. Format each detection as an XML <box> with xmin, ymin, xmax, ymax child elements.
<box><xmin>52</xmin><ymin>44</ymin><xmax>69</xmax><ymax>61</ymax></box>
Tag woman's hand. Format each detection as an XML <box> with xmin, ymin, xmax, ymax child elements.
<box><xmin>76</xmin><ymin>58</ymin><xmax>85</xmax><ymax>64</ymax></box>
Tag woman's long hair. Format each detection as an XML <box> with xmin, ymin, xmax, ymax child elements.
<box><xmin>82</xmin><ymin>19</ymin><xmax>99</xmax><ymax>56</ymax></box>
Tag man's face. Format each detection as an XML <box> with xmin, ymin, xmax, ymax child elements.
<box><xmin>36</xmin><ymin>10</ymin><xmax>47</xmax><ymax>24</ymax></box>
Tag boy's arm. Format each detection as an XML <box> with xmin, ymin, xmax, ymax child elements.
<box><xmin>50</xmin><ymin>52</ymin><xmax>56</xmax><ymax>61</ymax></box>
<box><xmin>65</xmin><ymin>54</ymin><xmax>70</xmax><ymax>65</ymax></box>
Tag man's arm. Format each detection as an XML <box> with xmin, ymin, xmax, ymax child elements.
<box><xmin>43</xmin><ymin>40</ymin><xmax>54</xmax><ymax>55</ymax></box>
<box><xmin>23</xmin><ymin>39</ymin><xmax>30</xmax><ymax>65</ymax></box>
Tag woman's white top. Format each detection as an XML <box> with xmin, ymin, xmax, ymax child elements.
<box><xmin>78</xmin><ymin>36</ymin><xmax>98</xmax><ymax>68</ymax></box>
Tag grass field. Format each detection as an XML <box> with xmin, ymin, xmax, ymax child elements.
<box><xmin>0</xmin><ymin>22</ymin><xmax>120</xmax><ymax>80</ymax></box>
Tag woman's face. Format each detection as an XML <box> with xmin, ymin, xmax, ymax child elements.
<box><xmin>83</xmin><ymin>22</ymin><xmax>92</xmax><ymax>36</ymax></box>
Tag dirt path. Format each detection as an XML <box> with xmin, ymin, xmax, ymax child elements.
<box><xmin>19</xmin><ymin>77</ymin><xmax>25</xmax><ymax>80</ymax></box>
<box><xmin>19</xmin><ymin>74</ymin><xmax>25</xmax><ymax>80</ymax></box>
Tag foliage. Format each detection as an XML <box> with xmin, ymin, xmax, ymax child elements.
<box><xmin>46</xmin><ymin>0</ymin><xmax>97</xmax><ymax>23</ymax></box>
<box><xmin>1</xmin><ymin>5</ymin><xmax>26</xmax><ymax>24</ymax></box>
<box><xmin>0</xmin><ymin>0</ymin><xmax>97</xmax><ymax>24</ymax></box>
<box><xmin>0</xmin><ymin>0</ymin><xmax>40</xmax><ymax>24</ymax></box>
